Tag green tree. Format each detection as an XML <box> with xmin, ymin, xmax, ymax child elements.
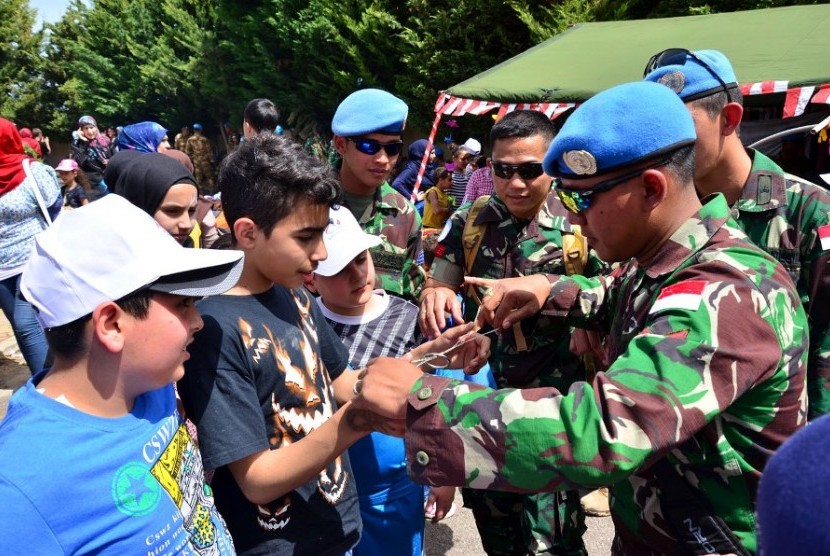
<box><xmin>0</xmin><ymin>0</ymin><xmax>47</xmax><ymax>126</ymax></box>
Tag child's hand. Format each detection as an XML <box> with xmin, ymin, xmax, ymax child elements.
<box><xmin>425</xmin><ymin>486</ymin><xmax>456</xmax><ymax>523</ymax></box>
<box><xmin>410</xmin><ymin>322</ymin><xmax>490</xmax><ymax>373</ymax></box>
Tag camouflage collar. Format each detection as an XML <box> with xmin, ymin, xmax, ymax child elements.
<box><xmin>735</xmin><ymin>149</ymin><xmax>788</xmax><ymax>213</ymax></box>
<box><xmin>476</xmin><ymin>194</ymin><xmax>565</xmax><ymax>231</ymax></box>
<box><xmin>645</xmin><ymin>193</ymin><xmax>731</xmax><ymax>279</ymax></box>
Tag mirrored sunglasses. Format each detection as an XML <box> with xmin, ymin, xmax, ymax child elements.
<box><xmin>491</xmin><ymin>161</ymin><xmax>545</xmax><ymax>180</ymax></box>
<box><xmin>554</xmin><ymin>157</ymin><xmax>671</xmax><ymax>214</ymax></box>
<box><xmin>347</xmin><ymin>137</ymin><xmax>404</xmax><ymax>157</ymax></box>
<box><xmin>643</xmin><ymin>47</ymin><xmax>734</xmax><ymax>101</ymax></box>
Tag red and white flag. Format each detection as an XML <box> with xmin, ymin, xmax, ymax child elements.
<box><xmin>818</xmin><ymin>225</ymin><xmax>830</xmax><ymax>251</ymax></box>
<box><xmin>650</xmin><ymin>280</ymin><xmax>707</xmax><ymax>314</ymax></box>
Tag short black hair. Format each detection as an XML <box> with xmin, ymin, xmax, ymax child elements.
<box><xmin>45</xmin><ymin>289</ymin><xmax>153</xmax><ymax>359</ymax></box>
<box><xmin>218</xmin><ymin>133</ymin><xmax>341</xmax><ymax>239</ymax></box>
<box><xmin>692</xmin><ymin>88</ymin><xmax>744</xmax><ymax>119</ymax></box>
<box><xmin>244</xmin><ymin>98</ymin><xmax>280</xmax><ymax>133</ymax></box>
<box><xmin>490</xmin><ymin>110</ymin><xmax>556</xmax><ymax>150</ymax></box>
<box><xmin>664</xmin><ymin>144</ymin><xmax>696</xmax><ymax>187</ymax></box>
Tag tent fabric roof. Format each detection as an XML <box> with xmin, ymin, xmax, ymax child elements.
<box><xmin>446</xmin><ymin>5</ymin><xmax>830</xmax><ymax>104</ymax></box>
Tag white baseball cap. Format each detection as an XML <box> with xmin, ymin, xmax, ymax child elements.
<box><xmin>20</xmin><ymin>195</ymin><xmax>244</xmax><ymax>328</ymax></box>
<box><xmin>314</xmin><ymin>206</ymin><xmax>382</xmax><ymax>277</ymax></box>
<box><xmin>462</xmin><ymin>138</ymin><xmax>482</xmax><ymax>156</ymax></box>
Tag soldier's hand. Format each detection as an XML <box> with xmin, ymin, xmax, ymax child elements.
<box><xmin>344</xmin><ymin>403</ymin><xmax>405</xmax><ymax>437</ymax></box>
<box><xmin>408</xmin><ymin>322</ymin><xmax>491</xmax><ymax>374</ymax></box>
<box><xmin>352</xmin><ymin>358</ymin><xmax>423</xmax><ymax>420</ymax></box>
<box><xmin>419</xmin><ymin>285</ymin><xmax>464</xmax><ymax>339</ymax></box>
<box><xmin>465</xmin><ymin>275</ymin><xmax>551</xmax><ymax>331</ymax></box>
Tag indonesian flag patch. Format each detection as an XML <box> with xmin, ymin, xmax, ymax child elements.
<box><xmin>649</xmin><ymin>280</ymin><xmax>707</xmax><ymax>315</ymax></box>
<box><xmin>819</xmin><ymin>224</ymin><xmax>830</xmax><ymax>251</ymax></box>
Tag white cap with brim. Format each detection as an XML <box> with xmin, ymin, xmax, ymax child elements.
<box><xmin>314</xmin><ymin>206</ymin><xmax>382</xmax><ymax>277</ymax></box>
<box><xmin>20</xmin><ymin>195</ymin><xmax>244</xmax><ymax>328</ymax></box>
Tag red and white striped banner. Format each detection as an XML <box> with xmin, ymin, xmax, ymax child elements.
<box><xmin>740</xmin><ymin>80</ymin><xmax>789</xmax><ymax>96</ymax></box>
<box><xmin>783</xmin><ymin>86</ymin><xmax>817</xmax><ymax>118</ymax></box>
<box><xmin>434</xmin><ymin>94</ymin><xmax>576</xmax><ymax>120</ymax></box>
<box><xmin>811</xmin><ymin>85</ymin><xmax>830</xmax><ymax>105</ymax></box>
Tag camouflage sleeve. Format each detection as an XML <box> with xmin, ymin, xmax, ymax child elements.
<box><xmin>404</xmin><ymin>266</ymin><xmax>806</xmax><ymax>492</ymax></box>
<box><xmin>538</xmin><ymin>271</ymin><xmax>621</xmax><ymax>331</ymax></box>
<box><xmin>800</xmin><ymin>211</ymin><xmax>830</xmax><ymax>419</ymax></box>
<box><xmin>429</xmin><ymin>207</ymin><xmax>469</xmax><ymax>287</ymax></box>
<box><xmin>403</xmin><ymin>208</ymin><xmax>426</xmax><ymax>299</ymax></box>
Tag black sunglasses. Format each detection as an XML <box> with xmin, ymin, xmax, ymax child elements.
<box><xmin>347</xmin><ymin>137</ymin><xmax>404</xmax><ymax>157</ymax></box>
<box><xmin>491</xmin><ymin>161</ymin><xmax>545</xmax><ymax>180</ymax></box>
<box><xmin>554</xmin><ymin>157</ymin><xmax>671</xmax><ymax>215</ymax></box>
<box><xmin>643</xmin><ymin>48</ymin><xmax>734</xmax><ymax>101</ymax></box>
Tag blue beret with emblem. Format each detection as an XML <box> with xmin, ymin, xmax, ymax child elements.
<box><xmin>543</xmin><ymin>81</ymin><xmax>696</xmax><ymax>178</ymax></box>
<box><xmin>332</xmin><ymin>89</ymin><xmax>408</xmax><ymax>136</ymax></box>
<box><xmin>644</xmin><ymin>49</ymin><xmax>738</xmax><ymax>102</ymax></box>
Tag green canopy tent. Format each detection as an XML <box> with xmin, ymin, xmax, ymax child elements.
<box><xmin>412</xmin><ymin>5</ymin><xmax>830</xmax><ymax>193</ymax></box>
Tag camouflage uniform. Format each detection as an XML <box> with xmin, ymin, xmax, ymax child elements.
<box><xmin>730</xmin><ymin>149</ymin><xmax>830</xmax><ymax>419</ymax></box>
<box><xmin>350</xmin><ymin>181</ymin><xmax>425</xmax><ymax>301</ymax></box>
<box><xmin>174</xmin><ymin>131</ymin><xmax>190</xmax><ymax>152</ymax></box>
<box><xmin>406</xmin><ymin>194</ymin><xmax>808</xmax><ymax>555</ymax></box>
<box><xmin>430</xmin><ymin>194</ymin><xmax>605</xmax><ymax>555</ymax></box>
<box><xmin>184</xmin><ymin>132</ymin><xmax>216</xmax><ymax>193</ymax></box>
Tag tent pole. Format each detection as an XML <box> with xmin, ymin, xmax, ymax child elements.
<box><xmin>412</xmin><ymin>94</ymin><xmax>446</xmax><ymax>200</ymax></box>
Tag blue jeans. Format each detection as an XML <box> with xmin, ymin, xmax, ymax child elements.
<box><xmin>0</xmin><ymin>274</ymin><xmax>50</xmax><ymax>375</ymax></box>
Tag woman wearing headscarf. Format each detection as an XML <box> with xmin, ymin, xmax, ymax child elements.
<box><xmin>105</xmin><ymin>150</ymin><xmax>200</xmax><ymax>246</ymax></box>
<box><xmin>18</xmin><ymin>128</ymin><xmax>42</xmax><ymax>159</ymax></box>
<box><xmin>0</xmin><ymin>118</ymin><xmax>61</xmax><ymax>375</ymax></box>
<box><xmin>71</xmin><ymin>115</ymin><xmax>114</xmax><ymax>196</ymax></box>
<box><xmin>117</xmin><ymin>121</ymin><xmax>171</xmax><ymax>153</ymax></box>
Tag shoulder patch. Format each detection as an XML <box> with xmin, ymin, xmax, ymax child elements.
<box><xmin>819</xmin><ymin>224</ymin><xmax>830</xmax><ymax>251</ymax></box>
<box><xmin>649</xmin><ymin>280</ymin><xmax>707</xmax><ymax>315</ymax></box>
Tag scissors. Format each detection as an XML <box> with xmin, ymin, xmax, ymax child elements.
<box><xmin>410</xmin><ymin>327</ymin><xmax>500</xmax><ymax>370</ymax></box>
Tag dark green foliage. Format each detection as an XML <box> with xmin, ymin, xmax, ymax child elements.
<box><xmin>13</xmin><ymin>0</ymin><xmax>808</xmax><ymax>140</ymax></box>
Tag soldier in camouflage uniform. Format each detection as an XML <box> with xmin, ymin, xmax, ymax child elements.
<box><xmin>174</xmin><ymin>125</ymin><xmax>190</xmax><ymax>152</ymax></box>
<box><xmin>645</xmin><ymin>49</ymin><xmax>830</xmax><ymax>420</ymax></box>
<box><xmin>184</xmin><ymin>123</ymin><xmax>216</xmax><ymax>193</ymax></box>
<box><xmin>420</xmin><ymin>110</ymin><xmax>605</xmax><ymax>556</ymax></box>
<box><xmin>355</xmin><ymin>82</ymin><xmax>809</xmax><ymax>556</ymax></box>
<box><xmin>331</xmin><ymin>89</ymin><xmax>425</xmax><ymax>300</ymax></box>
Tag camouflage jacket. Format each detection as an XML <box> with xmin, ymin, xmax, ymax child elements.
<box><xmin>404</xmin><ymin>194</ymin><xmax>808</xmax><ymax>555</ymax></box>
<box><xmin>184</xmin><ymin>134</ymin><xmax>213</xmax><ymax>166</ymax></box>
<box><xmin>430</xmin><ymin>194</ymin><xmax>605</xmax><ymax>388</ymax></box>
<box><xmin>354</xmin><ymin>182</ymin><xmax>425</xmax><ymax>300</ymax></box>
<box><xmin>731</xmin><ymin>149</ymin><xmax>830</xmax><ymax>419</ymax></box>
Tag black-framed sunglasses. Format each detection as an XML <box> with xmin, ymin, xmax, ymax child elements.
<box><xmin>554</xmin><ymin>157</ymin><xmax>671</xmax><ymax>215</ymax></box>
<box><xmin>491</xmin><ymin>161</ymin><xmax>545</xmax><ymax>180</ymax></box>
<box><xmin>643</xmin><ymin>48</ymin><xmax>734</xmax><ymax>101</ymax></box>
<box><xmin>347</xmin><ymin>137</ymin><xmax>404</xmax><ymax>157</ymax></box>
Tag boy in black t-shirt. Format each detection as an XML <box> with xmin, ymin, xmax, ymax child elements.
<box><xmin>178</xmin><ymin>135</ymin><xmax>381</xmax><ymax>555</ymax></box>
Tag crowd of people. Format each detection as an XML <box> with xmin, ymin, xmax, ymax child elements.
<box><xmin>0</xmin><ymin>47</ymin><xmax>829</xmax><ymax>556</ymax></box>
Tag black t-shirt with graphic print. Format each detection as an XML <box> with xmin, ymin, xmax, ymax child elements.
<box><xmin>179</xmin><ymin>286</ymin><xmax>360</xmax><ymax>556</ymax></box>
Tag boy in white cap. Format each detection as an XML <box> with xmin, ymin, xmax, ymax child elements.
<box><xmin>0</xmin><ymin>194</ymin><xmax>244</xmax><ymax>554</ymax></box>
<box><xmin>331</xmin><ymin>88</ymin><xmax>426</xmax><ymax>301</ymax></box>
<box><xmin>308</xmin><ymin>206</ymin><xmax>485</xmax><ymax>556</ymax></box>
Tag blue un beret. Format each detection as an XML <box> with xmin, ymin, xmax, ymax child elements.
<box><xmin>332</xmin><ymin>89</ymin><xmax>408</xmax><ymax>136</ymax></box>
<box><xmin>758</xmin><ymin>414</ymin><xmax>830</xmax><ymax>555</ymax></box>
<box><xmin>644</xmin><ymin>49</ymin><xmax>738</xmax><ymax>102</ymax></box>
<box><xmin>543</xmin><ymin>81</ymin><xmax>696</xmax><ymax>179</ymax></box>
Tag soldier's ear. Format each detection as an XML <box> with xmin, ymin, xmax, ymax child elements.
<box><xmin>640</xmin><ymin>168</ymin><xmax>668</xmax><ymax>212</ymax></box>
<box><xmin>721</xmin><ymin>102</ymin><xmax>743</xmax><ymax>137</ymax></box>
<box><xmin>334</xmin><ymin>136</ymin><xmax>348</xmax><ymax>156</ymax></box>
